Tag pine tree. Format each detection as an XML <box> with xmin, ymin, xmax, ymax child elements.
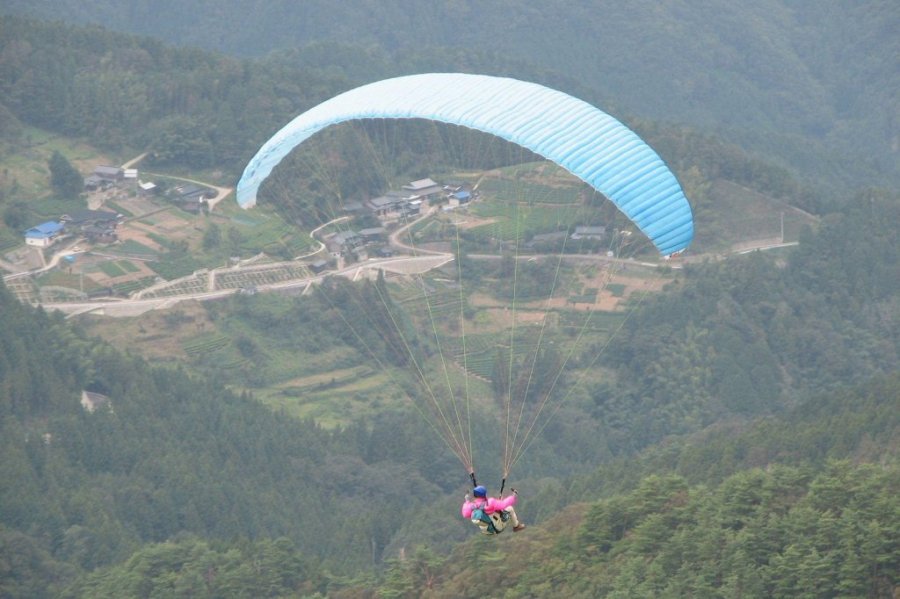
<box><xmin>48</xmin><ymin>151</ymin><xmax>83</xmax><ymax>199</ymax></box>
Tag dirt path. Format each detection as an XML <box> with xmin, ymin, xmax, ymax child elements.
<box><xmin>120</xmin><ymin>152</ymin><xmax>148</xmax><ymax>169</ymax></box>
<box><xmin>143</xmin><ymin>171</ymin><xmax>233</xmax><ymax>210</ymax></box>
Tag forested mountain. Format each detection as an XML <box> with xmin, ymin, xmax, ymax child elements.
<box><xmin>593</xmin><ymin>189</ymin><xmax>899</xmax><ymax>447</ymax></box>
<box><xmin>0</xmin><ymin>16</ymin><xmax>352</xmax><ymax>173</ymax></box>
<box><xmin>0</xmin><ymin>281</ymin><xmax>467</xmax><ymax>589</ymax></box>
<box><xmin>372</xmin><ymin>459</ymin><xmax>899</xmax><ymax>598</ymax></box>
<box><xmin>3</xmin><ymin>280</ymin><xmax>893</xmax><ymax>597</ymax></box>
<box><xmin>0</xmin><ymin>16</ymin><xmax>831</xmax><ymax>245</ymax></box>
<box><xmin>2</xmin><ymin>188</ymin><xmax>897</xmax><ymax>595</ymax></box>
<box><xmin>1</xmin><ymin>8</ymin><xmax>898</xmax><ymax>598</ymax></box>
<box><xmin>2</xmin><ymin>1</ymin><xmax>897</xmax><ymax>191</ymax></box>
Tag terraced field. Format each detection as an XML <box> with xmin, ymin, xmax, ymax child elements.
<box><xmin>215</xmin><ymin>262</ymin><xmax>312</xmax><ymax>290</ymax></box>
<box><xmin>142</xmin><ymin>275</ymin><xmax>209</xmax><ymax>298</ymax></box>
<box><xmin>5</xmin><ymin>278</ymin><xmax>39</xmax><ymax>303</ymax></box>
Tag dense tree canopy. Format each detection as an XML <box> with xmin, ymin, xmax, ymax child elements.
<box><xmin>48</xmin><ymin>150</ymin><xmax>83</xmax><ymax>198</ymax></box>
<box><xmin>4</xmin><ymin>2</ymin><xmax>897</xmax><ymax>191</ymax></box>
<box><xmin>0</xmin><ymin>9</ymin><xmax>898</xmax><ymax>597</ymax></box>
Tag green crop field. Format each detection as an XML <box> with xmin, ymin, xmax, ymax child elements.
<box><xmin>104</xmin><ymin>201</ymin><xmax>133</xmax><ymax>217</ymax></box>
<box><xmin>606</xmin><ymin>283</ymin><xmax>627</xmax><ymax>297</ymax></box>
<box><xmin>112</xmin><ymin>276</ymin><xmax>155</xmax><ymax>295</ymax></box>
<box><xmin>30</xmin><ymin>196</ymin><xmax>78</xmax><ymax>219</ymax></box>
<box><xmin>113</xmin><ymin>239</ymin><xmax>158</xmax><ymax>257</ymax></box>
<box><xmin>148</xmin><ymin>253</ymin><xmax>202</xmax><ymax>280</ymax></box>
<box><xmin>477</xmin><ymin>177</ymin><xmax>582</xmax><ymax>205</ymax></box>
<box><xmin>558</xmin><ymin>309</ymin><xmax>625</xmax><ymax>332</ymax></box>
<box><xmin>182</xmin><ymin>333</ymin><xmax>231</xmax><ymax>356</ymax></box>
<box><xmin>119</xmin><ymin>260</ymin><xmax>140</xmax><ymax>273</ymax></box>
<box><xmin>35</xmin><ymin>270</ymin><xmax>87</xmax><ymax>290</ymax></box>
<box><xmin>98</xmin><ymin>261</ymin><xmax>127</xmax><ymax>277</ymax></box>
<box><xmin>258</xmin><ymin>370</ymin><xmax>406</xmax><ymax>427</ymax></box>
<box><xmin>468</xmin><ymin>200</ymin><xmax>599</xmax><ymax>243</ymax></box>
<box><xmin>217</xmin><ymin>204</ymin><xmax>316</xmax><ymax>256</ymax></box>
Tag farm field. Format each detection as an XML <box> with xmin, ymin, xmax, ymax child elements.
<box><xmin>51</xmin><ymin>157</ymin><xmax>712</xmax><ymax>437</ymax></box>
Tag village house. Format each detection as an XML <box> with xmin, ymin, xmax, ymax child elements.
<box><xmin>341</xmin><ymin>200</ymin><xmax>366</xmax><ymax>214</ymax></box>
<box><xmin>357</xmin><ymin>227</ymin><xmax>386</xmax><ymax>243</ymax></box>
<box><xmin>83</xmin><ymin>225</ymin><xmax>118</xmax><ymax>244</ymax></box>
<box><xmin>400</xmin><ymin>199</ymin><xmax>422</xmax><ymax>217</ymax></box>
<box><xmin>84</xmin><ymin>165</ymin><xmax>124</xmax><ymax>191</ymax></box>
<box><xmin>83</xmin><ymin>174</ymin><xmax>104</xmax><ymax>191</ymax></box>
<box><xmin>366</xmin><ymin>195</ymin><xmax>396</xmax><ymax>216</ymax></box>
<box><xmin>451</xmin><ymin>189</ymin><xmax>473</xmax><ymax>204</ymax></box>
<box><xmin>402</xmin><ymin>178</ymin><xmax>443</xmax><ymax>202</ymax></box>
<box><xmin>95</xmin><ymin>165</ymin><xmax>124</xmax><ymax>182</ymax></box>
<box><xmin>310</xmin><ymin>259</ymin><xmax>329</xmax><ymax>274</ymax></box>
<box><xmin>138</xmin><ymin>181</ymin><xmax>158</xmax><ymax>196</ymax></box>
<box><xmin>24</xmin><ymin>221</ymin><xmax>65</xmax><ymax>247</ymax></box>
<box><xmin>325</xmin><ymin>230</ymin><xmax>361</xmax><ymax>257</ymax></box>
<box><xmin>61</xmin><ymin>209</ymin><xmax>120</xmax><ymax>243</ymax></box>
<box><xmin>352</xmin><ymin>247</ymin><xmax>369</xmax><ymax>261</ymax></box>
<box><xmin>366</xmin><ymin>191</ymin><xmax>409</xmax><ymax>216</ymax></box>
<box><xmin>172</xmin><ymin>184</ymin><xmax>214</xmax><ymax>213</ymax></box>
<box><xmin>61</xmin><ymin>209</ymin><xmax>120</xmax><ymax>228</ymax></box>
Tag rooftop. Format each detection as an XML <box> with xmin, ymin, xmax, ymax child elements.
<box><xmin>330</xmin><ymin>230</ymin><xmax>359</xmax><ymax>245</ymax></box>
<box><xmin>368</xmin><ymin>195</ymin><xmax>402</xmax><ymax>209</ymax></box>
<box><xmin>403</xmin><ymin>178</ymin><xmax>438</xmax><ymax>191</ymax></box>
<box><xmin>358</xmin><ymin>227</ymin><xmax>386</xmax><ymax>236</ymax></box>
<box><xmin>94</xmin><ymin>165</ymin><xmax>122</xmax><ymax>178</ymax></box>
<box><xmin>25</xmin><ymin>221</ymin><xmax>64</xmax><ymax>237</ymax></box>
<box><xmin>63</xmin><ymin>209</ymin><xmax>119</xmax><ymax>224</ymax></box>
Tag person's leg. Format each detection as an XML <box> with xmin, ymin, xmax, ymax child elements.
<box><xmin>489</xmin><ymin>511</ymin><xmax>507</xmax><ymax>532</ymax></box>
<box><xmin>504</xmin><ymin>506</ymin><xmax>520</xmax><ymax>528</ymax></box>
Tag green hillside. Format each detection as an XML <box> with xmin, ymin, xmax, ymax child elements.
<box><xmin>35</xmin><ymin>373</ymin><xmax>900</xmax><ymax>598</ymax></box>
<box><xmin>3</xmin><ymin>2</ymin><xmax>896</xmax><ymax>191</ymax></box>
<box><xmin>0</xmin><ymin>8</ymin><xmax>898</xmax><ymax>598</ymax></box>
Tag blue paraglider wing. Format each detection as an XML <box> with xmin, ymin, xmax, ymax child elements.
<box><xmin>237</xmin><ymin>73</ymin><xmax>693</xmax><ymax>255</ymax></box>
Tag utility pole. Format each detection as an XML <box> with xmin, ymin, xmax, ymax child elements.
<box><xmin>780</xmin><ymin>211</ymin><xmax>785</xmax><ymax>243</ymax></box>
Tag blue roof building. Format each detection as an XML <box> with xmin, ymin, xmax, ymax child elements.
<box><xmin>25</xmin><ymin>221</ymin><xmax>64</xmax><ymax>247</ymax></box>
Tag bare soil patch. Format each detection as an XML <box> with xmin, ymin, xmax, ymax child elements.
<box><xmin>446</xmin><ymin>215</ymin><xmax>499</xmax><ymax>230</ymax></box>
<box><xmin>469</xmin><ymin>265</ymin><xmax>668</xmax><ymax>317</ymax></box>
<box><xmin>116</xmin><ymin>225</ymin><xmax>165</xmax><ymax>252</ymax></box>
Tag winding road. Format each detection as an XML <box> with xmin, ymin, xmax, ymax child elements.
<box><xmin>5</xmin><ymin>151</ymin><xmax>800</xmax><ymax>318</ymax></box>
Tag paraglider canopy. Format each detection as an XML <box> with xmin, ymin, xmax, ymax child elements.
<box><xmin>237</xmin><ymin>73</ymin><xmax>693</xmax><ymax>256</ymax></box>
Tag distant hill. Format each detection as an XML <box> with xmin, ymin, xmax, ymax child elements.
<box><xmin>3</xmin><ymin>1</ymin><xmax>898</xmax><ymax>191</ymax></box>
<box><xmin>53</xmin><ymin>372</ymin><xmax>900</xmax><ymax>597</ymax></box>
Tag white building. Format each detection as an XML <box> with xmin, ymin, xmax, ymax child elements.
<box><xmin>24</xmin><ymin>221</ymin><xmax>64</xmax><ymax>247</ymax></box>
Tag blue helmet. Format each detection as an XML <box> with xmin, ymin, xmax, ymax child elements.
<box><xmin>473</xmin><ymin>485</ymin><xmax>487</xmax><ymax>498</ymax></box>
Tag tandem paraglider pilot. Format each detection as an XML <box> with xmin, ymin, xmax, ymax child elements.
<box><xmin>462</xmin><ymin>485</ymin><xmax>525</xmax><ymax>535</ymax></box>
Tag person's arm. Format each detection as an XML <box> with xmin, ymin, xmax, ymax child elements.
<box><xmin>491</xmin><ymin>493</ymin><xmax>518</xmax><ymax>511</ymax></box>
<box><xmin>461</xmin><ymin>496</ymin><xmax>475</xmax><ymax>518</ymax></box>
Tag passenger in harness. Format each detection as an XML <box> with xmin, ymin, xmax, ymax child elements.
<box><xmin>461</xmin><ymin>485</ymin><xmax>526</xmax><ymax>535</ymax></box>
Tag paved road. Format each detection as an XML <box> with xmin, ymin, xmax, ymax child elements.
<box><xmin>11</xmin><ymin>159</ymin><xmax>798</xmax><ymax>317</ymax></box>
<box><xmin>34</xmin><ymin>233</ymin><xmax>798</xmax><ymax>317</ymax></box>
<box><xmin>388</xmin><ymin>205</ymin><xmax>452</xmax><ymax>258</ymax></box>
<box><xmin>43</xmin><ymin>253</ymin><xmax>453</xmax><ymax>318</ymax></box>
